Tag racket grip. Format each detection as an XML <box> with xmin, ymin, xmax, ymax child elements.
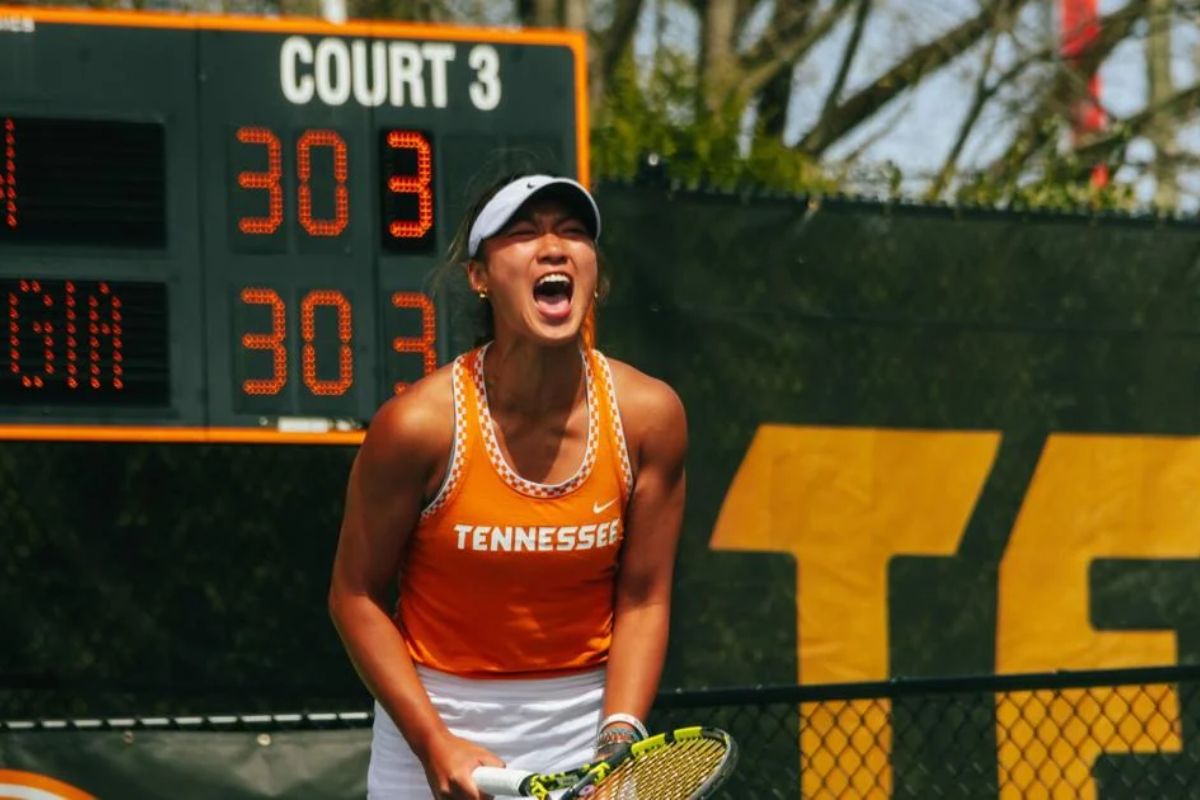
<box><xmin>472</xmin><ymin>766</ymin><xmax>533</xmax><ymax>796</ymax></box>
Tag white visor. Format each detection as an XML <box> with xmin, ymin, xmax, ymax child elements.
<box><xmin>468</xmin><ymin>175</ymin><xmax>601</xmax><ymax>257</ymax></box>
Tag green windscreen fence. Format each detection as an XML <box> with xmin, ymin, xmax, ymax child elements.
<box><xmin>5</xmin><ymin>183</ymin><xmax>1200</xmax><ymax>795</ymax></box>
<box><xmin>1</xmin><ymin>722</ymin><xmax>371</xmax><ymax>798</ymax></box>
<box><xmin>596</xmin><ymin>183</ymin><xmax>1200</xmax><ymax>689</ymax></box>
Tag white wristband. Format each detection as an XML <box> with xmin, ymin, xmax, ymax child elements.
<box><xmin>599</xmin><ymin>713</ymin><xmax>648</xmax><ymax>741</ymax></box>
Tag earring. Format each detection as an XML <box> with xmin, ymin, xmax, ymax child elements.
<box><xmin>477</xmin><ymin>290</ymin><xmax>488</xmax><ymax>300</ymax></box>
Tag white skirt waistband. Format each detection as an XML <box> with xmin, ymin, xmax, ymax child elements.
<box><xmin>415</xmin><ymin>664</ymin><xmax>607</xmax><ymax>700</ymax></box>
<box><xmin>367</xmin><ymin>665</ymin><xmax>606</xmax><ymax>798</ymax></box>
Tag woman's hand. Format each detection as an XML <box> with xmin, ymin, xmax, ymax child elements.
<box><xmin>422</xmin><ymin>731</ymin><xmax>505</xmax><ymax>799</ymax></box>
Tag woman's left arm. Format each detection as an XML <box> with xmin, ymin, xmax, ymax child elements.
<box><xmin>603</xmin><ymin>373</ymin><xmax>688</xmax><ymax>726</ymax></box>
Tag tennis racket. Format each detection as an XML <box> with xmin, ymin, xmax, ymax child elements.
<box><xmin>471</xmin><ymin>725</ymin><xmax>736</xmax><ymax>799</ymax></box>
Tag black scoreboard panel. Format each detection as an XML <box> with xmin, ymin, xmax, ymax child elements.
<box><xmin>0</xmin><ymin>8</ymin><xmax>585</xmax><ymax>442</ymax></box>
<box><xmin>0</xmin><ymin>15</ymin><xmax>208</xmax><ymax>435</ymax></box>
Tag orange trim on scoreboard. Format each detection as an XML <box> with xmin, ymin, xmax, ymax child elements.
<box><xmin>0</xmin><ymin>424</ymin><xmax>365</xmax><ymax>445</ymax></box>
<box><xmin>572</xmin><ymin>30</ymin><xmax>591</xmax><ymax>186</ymax></box>
<box><xmin>1</xmin><ymin>6</ymin><xmax>582</xmax><ymax>44</ymax></box>
<box><xmin>0</xmin><ymin>769</ymin><xmax>96</xmax><ymax>799</ymax></box>
<box><xmin>0</xmin><ymin>6</ymin><xmax>590</xmax><ymax>182</ymax></box>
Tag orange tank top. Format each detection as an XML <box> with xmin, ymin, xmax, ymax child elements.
<box><xmin>395</xmin><ymin>344</ymin><xmax>634</xmax><ymax>678</ymax></box>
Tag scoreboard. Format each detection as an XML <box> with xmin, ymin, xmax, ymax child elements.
<box><xmin>0</xmin><ymin>7</ymin><xmax>586</xmax><ymax>443</ymax></box>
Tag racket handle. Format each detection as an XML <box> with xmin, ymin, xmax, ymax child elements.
<box><xmin>472</xmin><ymin>766</ymin><xmax>533</xmax><ymax>796</ymax></box>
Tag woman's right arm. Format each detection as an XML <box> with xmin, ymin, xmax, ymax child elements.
<box><xmin>328</xmin><ymin>386</ymin><xmax>501</xmax><ymax>799</ymax></box>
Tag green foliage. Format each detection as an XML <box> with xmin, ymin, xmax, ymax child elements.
<box><xmin>591</xmin><ymin>53</ymin><xmax>837</xmax><ymax>195</ymax></box>
<box><xmin>955</xmin><ymin>152</ymin><xmax>1139</xmax><ymax>213</ymax></box>
<box><xmin>592</xmin><ymin>48</ymin><xmax>1145</xmax><ymax>214</ymax></box>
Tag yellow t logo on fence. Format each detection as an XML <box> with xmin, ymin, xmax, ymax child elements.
<box><xmin>710</xmin><ymin>425</ymin><xmax>999</xmax><ymax>798</ymax></box>
<box><xmin>712</xmin><ymin>426</ymin><xmax>1197</xmax><ymax>798</ymax></box>
<box><xmin>996</xmin><ymin>434</ymin><xmax>1191</xmax><ymax>798</ymax></box>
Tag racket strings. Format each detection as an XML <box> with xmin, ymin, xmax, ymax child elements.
<box><xmin>593</xmin><ymin>737</ymin><xmax>730</xmax><ymax>799</ymax></box>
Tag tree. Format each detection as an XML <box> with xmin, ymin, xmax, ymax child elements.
<box><xmin>1145</xmin><ymin>0</ymin><xmax>1177</xmax><ymax>207</ymax></box>
<box><xmin>528</xmin><ymin>0</ymin><xmax>1200</xmax><ymax>210</ymax></box>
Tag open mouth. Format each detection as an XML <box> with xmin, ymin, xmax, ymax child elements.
<box><xmin>533</xmin><ymin>273</ymin><xmax>574</xmax><ymax>320</ymax></box>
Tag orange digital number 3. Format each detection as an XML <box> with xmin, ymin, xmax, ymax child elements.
<box><xmin>385</xmin><ymin>131</ymin><xmax>433</xmax><ymax>239</ymax></box>
<box><xmin>240</xmin><ymin>287</ymin><xmax>287</xmax><ymax>395</ymax></box>
<box><xmin>392</xmin><ymin>292</ymin><xmax>436</xmax><ymax>393</ymax></box>
<box><xmin>235</xmin><ymin>127</ymin><xmax>283</xmax><ymax>235</ymax></box>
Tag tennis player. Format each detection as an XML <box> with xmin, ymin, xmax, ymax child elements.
<box><xmin>328</xmin><ymin>173</ymin><xmax>687</xmax><ymax>799</ymax></box>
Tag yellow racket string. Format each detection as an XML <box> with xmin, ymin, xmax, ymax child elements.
<box><xmin>588</xmin><ymin>733</ymin><xmax>731</xmax><ymax>799</ymax></box>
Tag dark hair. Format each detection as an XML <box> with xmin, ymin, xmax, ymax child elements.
<box><xmin>434</xmin><ymin>153</ymin><xmax>607</xmax><ymax>345</ymax></box>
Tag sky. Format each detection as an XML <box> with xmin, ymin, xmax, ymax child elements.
<box><xmin>631</xmin><ymin>0</ymin><xmax>1200</xmax><ymax>211</ymax></box>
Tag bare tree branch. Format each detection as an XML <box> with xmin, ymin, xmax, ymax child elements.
<box><xmin>346</xmin><ymin>0</ymin><xmax>450</xmax><ymax>20</ymax></box>
<box><xmin>592</xmin><ymin>0</ymin><xmax>647</xmax><ymax>110</ymax></box>
<box><xmin>818</xmin><ymin>0</ymin><xmax>872</xmax><ymax>125</ymax></box>
<box><xmin>737</xmin><ymin>0</ymin><xmax>854</xmax><ymax>99</ymax></box>
<box><xmin>839</xmin><ymin>92</ymin><xmax>919</xmax><ymax>166</ymax></box>
<box><xmin>516</xmin><ymin>0</ymin><xmax>557</xmax><ymax>26</ymax></box>
<box><xmin>797</xmin><ymin>0</ymin><xmax>1030</xmax><ymax>156</ymax></box>
<box><xmin>1131</xmin><ymin>151</ymin><xmax>1200</xmax><ymax>170</ymax></box>
<box><xmin>1145</xmin><ymin>0</ymin><xmax>1177</xmax><ymax>206</ymax></box>
<box><xmin>757</xmin><ymin>65</ymin><xmax>793</xmax><ymax>140</ymax></box>
<box><xmin>927</xmin><ymin>0</ymin><xmax>1038</xmax><ymax>199</ymax></box>
<box><xmin>755</xmin><ymin>0</ymin><xmax>820</xmax><ymax>139</ymax></box>
<box><xmin>735</xmin><ymin>0</ymin><xmax>762</xmax><ymax>23</ymax></box>
<box><xmin>985</xmin><ymin>0</ymin><xmax>1151</xmax><ymax>179</ymax></box>
<box><xmin>700</xmin><ymin>0</ymin><xmax>740</xmax><ymax>113</ymax></box>
<box><xmin>928</xmin><ymin>28</ymin><xmax>1002</xmax><ymax>200</ymax></box>
<box><xmin>739</xmin><ymin>0</ymin><xmax>822</xmax><ymax>69</ymax></box>
<box><xmin>564</xmin><ymin>0</ymin><xmax>587</xmax><ymax>28</ymax></box>
<box><xmin>1073</xmin><ymin>80</ymin><xmax>1200</xmax><ymax>165</ymax></box>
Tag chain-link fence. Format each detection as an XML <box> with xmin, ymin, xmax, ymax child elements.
<box><xmin>649</xmin><ymin>664</ymin><xmax>1200</xmax><ymax>799</ymax></box>
<box><xmin>5</xmin><ymin>664</ymin><xmax>1200</xmax><ymax>797</ymax></box>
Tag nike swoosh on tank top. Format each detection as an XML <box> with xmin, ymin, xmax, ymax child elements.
<box><xmin>395</xmin><ymin>344</ymin><xmax>635</xmax><ymax>678</ymax></box>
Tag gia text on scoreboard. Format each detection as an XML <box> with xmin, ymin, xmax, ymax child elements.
<box><xmin>0</xmin><ymin>6</ymin><xmax>587</xmax><ymax>443</ymax></box>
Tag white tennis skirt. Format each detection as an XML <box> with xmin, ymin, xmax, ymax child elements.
<box><xmin>367</xmin><ymin>664</ymin><xmax>606</xmax><ymax>799</ymax></box>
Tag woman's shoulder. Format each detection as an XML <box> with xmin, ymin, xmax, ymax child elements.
<box><xmin>598</xmin><ymin>354</ymin><xmax>686</xmax><ymax>440</ymax></box>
